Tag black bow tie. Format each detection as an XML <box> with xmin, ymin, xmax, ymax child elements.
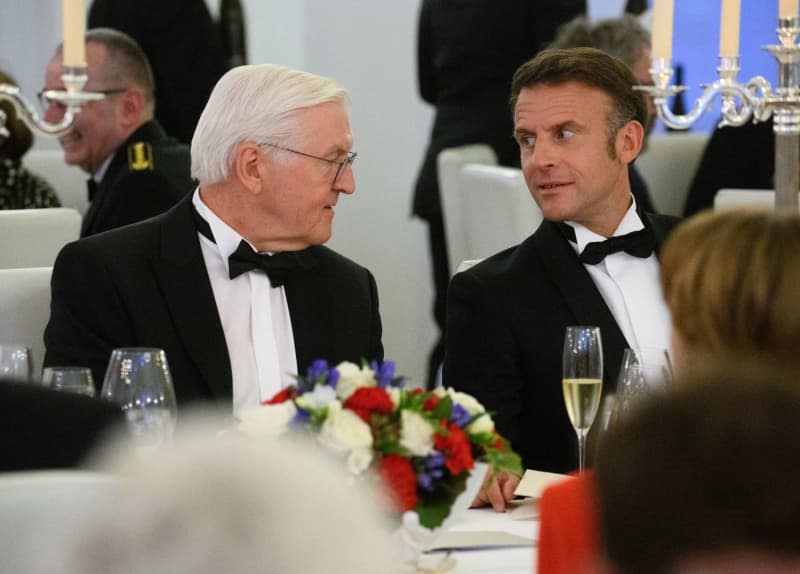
<box><xmin>228</xmin><ymin>240</ymin><xmax>309</xmax><ymax>286</ymax></box>
<box><xmin>87</xmin><ymin>179</ymin><xmax>98</xmax><ymax>202</ymax></box>
<box><xmin>557</xmin><ymin>222</ymin><xmax>655</xmax><ymax>265</ymax></box>
<box><xmin>190</xmin><ymin>203</ymin><xmax>315</xmax><ymax>286</ymax></box>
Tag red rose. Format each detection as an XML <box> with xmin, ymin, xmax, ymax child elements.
<box><xmin>263</xmin><ymin>386</ymin><xmax>297</xmax><ymax>405</ymax></box>
<box><xmin>343</xmin><ymin>387</ymin><xmax>394</xmax><ymax>422</ymax></box>
<box><xmin>379</xmin><ymin>454</ymin><xmax>417</xmax><ymax>512</ymax></box>
<box><xmin>434</xmin><ymin>421</ymin><xmax>474</xmax><ymax>476</ymax></box>
<box><xmin>492</xmin><ymin>433</ymin><xmax>505</xmax><ymax>451</ymax></box>
<box><xmin>423</xmin><ymin>395</ymin><xmax>441</xmax><ymax>412</ymax></box>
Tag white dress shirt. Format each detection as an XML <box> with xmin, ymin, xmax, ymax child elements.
<box><xmin>192</xmin><ymin>190</ymin><xmax>297</xmax><ymax>417</ymax></box>
<box><xmin>564</xmin><ymin>198</ymin><xmax>672</xmax><ymax>354</ymax></box>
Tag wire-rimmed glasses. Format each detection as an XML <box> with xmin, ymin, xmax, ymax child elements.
<box><xmin>261</xmin><ymin>142</ymin><xmax>357</xmax><ymax>184</ymax></box>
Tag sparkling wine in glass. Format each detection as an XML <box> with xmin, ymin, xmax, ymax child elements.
<box><xmin>562</xmin><ymin>326</ymin><xmax>603</xmax><ymax>472</ymax></box>
<box><xmin>100</xmin><ymin>348</ymin><xmax>177</xmax><ymax>451</ymax></box>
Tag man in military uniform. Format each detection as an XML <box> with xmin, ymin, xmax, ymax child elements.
<box><xmin>42</xmin><ymin>28</ymin><xmax>193</xmax><ymax>237</ymax></box>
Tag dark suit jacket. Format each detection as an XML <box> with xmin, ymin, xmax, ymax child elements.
<box><xmin>683</xmin><ymin>119</ymin><xmax>775</xmax><ymax>216</ymax></box>
<box><xmin>89</xmin><ymin>0</ymin><xmax>226</xmax><ymax>144</ymax></box>
<box><xmin>81</xmin><ymin>121</ymin><xmax>194</xmax><ymax>237</ymax></box>
<box><xmin>45</xmin><ymin>196</ymin><xmax>384</xmax><ymax>406</ymax></box>
<box><xmin>0</xmin><ymin>380</ymin><xmax>122</xmax><ymax>471</ymax></box>
<box><xmin>443</xmin><ymin>215</ymin><xmax>679</xmax><ymax>473</ymax></box>
<box><xmin>413</xmin><ymin>0</ymin><xmax>585</xmax><ymax>219</ymax></box>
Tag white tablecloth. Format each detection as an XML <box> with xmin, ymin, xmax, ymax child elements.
<box><xmin>418</xmin><ymin>505</ymin><xmax>539</xmax><ymax>574</ymax></box>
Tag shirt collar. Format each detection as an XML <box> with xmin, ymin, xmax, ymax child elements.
<box><xmin>192</xmin><ymin>189</ymin><xmax>263</xmax><ymax>271</ymax></box>
<box><xmin>566</xmin><ymin>195</ymin><xmax>644</xmax><ymax>253</ymax></box>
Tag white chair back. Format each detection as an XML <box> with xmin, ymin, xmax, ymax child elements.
<box><xmin>636</xmin><ymin>132</ymin><xmax>710</xmax><ymax>216</ymax></box>
<box><xmin>714</xmin><ymin>188</ymin><xmax>784</xmax><ymax>210</ymax></box>
<box><xmin>0</xmin><ymin>470</ymin><xmax>116</xmax><ymax>573</ymax></box>
<box><xmin>0</xmin><ymin>208</ymin><xmax>80</xmax><ymax>268</ymax></box>
<box><xmin>438</xmin><ymin>144</ymin><xmax>542</xmax><ymax>276</ymax></box>
<box><xmin>23</xmin><ymin>149</ymin><xmax>89</xmax><ymax>215</ymax></box>
<box><xmin>0</xmin><ymin>266</ymin><xmax>53</xmax><ymax>376</ymax></box>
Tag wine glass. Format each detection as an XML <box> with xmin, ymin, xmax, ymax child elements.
<box><xmin>100</xmin><ymin>348</ymin><xmax>177</xmax><ymax>451</ymax></box>
<box><xmin>615</xmin><ymin>347</ymin><xmax>673</xmax><ymax>420</ymax></box>
<box><xmin>42</xmin><ymin>366</ymin><xmax>96</xmax><ymax>397</ymax></box>
<box><xmin>562</xmin><ymin>326</ymin><xmax>603</xmax><ymax>472</ymax></box>
<box><xmin>0</xmin><ymin>344</ymin><xmax>32</xmax><ymax>381</ymax></box>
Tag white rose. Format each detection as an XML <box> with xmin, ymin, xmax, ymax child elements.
<box><xmin>467</xmin><ymin>412</ymin><xmax>495</xmax><ymax>435</ymax></box>
<box><xmin>346</xmin><ymin>447</ymin><xmax>374</xmax><ymax>475</ymax></box>
<box><xmin>237</xmin><ymin>402</ymin><xmax>296</xmax><ymax>438</ymax></box>
<box><xmin>387</xmin><ymin>387</ymin><xmax>402</xmax><ymax>409</ymax></box>
<box><xmin>400</xmin><ymin>410</ymin><xmax>435</xmax><ymax>456</ymax></box>
<box><xmin>335</xmin><ymin>361</ymin><xmax>376</xmax><ymax>400</ymax></box>
<box><xmin>296</xmin><ymin>384</ymin><xmax>337</xmax><ymax>411</ymax></box>
<box><xmin>318</xmin><ymin>402</ymin><xmax>373</xmax><ymax>453</ymax></box>
<box><xmin>446</xmin><ymin>388</ymin><xmax>485</xmax><ymax>416</ymax></box>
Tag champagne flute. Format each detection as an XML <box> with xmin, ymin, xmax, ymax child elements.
<box><xmin>100</xmin><ymin>348</ymin><xmax>177</xmax><ymax>451</ymax></box>
<box><xmin>0</xmin><ymin>344</ymin><xmax>32</xmax><ymax>381</ymax></box>
<box><xmin>562</xmin><ymin>326</ymin><xmax>603</xmax><ymax>472</ymax></box>
<box><xmin>42</xmin><ymin>366</ymin><xmax>96</xmax><ymax>397</ymax></box>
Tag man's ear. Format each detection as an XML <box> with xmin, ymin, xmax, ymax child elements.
<box><xmin>616</xmin><ymin>119</ymin><xmax>644</xmax><ymax>165</ymax></box>
<box><xmin>118</xmin><ymin>88</ymin><xmax>146</xmax><ymax>129</ymax></box>
<box><xmin>233</xmin><ymin>142</ymin><xmax>264</xmax><ymax>195</ymax></box>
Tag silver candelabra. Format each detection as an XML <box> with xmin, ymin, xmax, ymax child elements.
<box><xmin>0</xmin><ymin>65</ymin><xmax>106</xmax><ymax>137</ymax></box>
<box><xmin>637</xmin><ymin>17</ymin><xmax>800</xmax><ymax>213</ymax></box>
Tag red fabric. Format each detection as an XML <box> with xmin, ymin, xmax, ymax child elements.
<box><xmin>537</xmin><ymin>472</ymin><xmax>600</xmax><ymax>574</ymax></box>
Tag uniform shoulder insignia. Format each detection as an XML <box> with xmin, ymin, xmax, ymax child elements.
<box><xmin>127</xmin><ymin>141</ymin><xmax>155</xmax><ymax>171</ymax></box>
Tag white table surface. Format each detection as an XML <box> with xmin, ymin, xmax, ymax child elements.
<box><xmin>418</xmin><ymin>504</ymin><xmax>539</xmax><ymax>574</ymax></box>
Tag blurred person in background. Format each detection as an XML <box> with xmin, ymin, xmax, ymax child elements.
<box><xmin>31</xmin><ymin>416</ymin><xmax>401</xmax><ymax>574</ymax></box>
<box><xmin>88</xmin><ymin>0</ymin><xmax>227</xmax><ymax>144</ymax></box>
<box><xmin>660</xmin><ymin>209</ymin><xmax>800</xmax><ymax>370</ymax></box>
<box><xmin>596</xmin><ymin>361</ymin><xmax>800</xmax><ymax>574</ymax></box>
<box><xmin>0</xmin><ymin>70</ymin><xmax>60</xmax><ymax>209</ymax></box>
<box><xmin>42</xmin><ymin>28</ymin><xmax>193</xmax><ymax>237</ymax></box>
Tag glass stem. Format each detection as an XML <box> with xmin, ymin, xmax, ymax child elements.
<box><xmin>577</xmin><ymin>428</ymin><xmax>589</xmax><ymax>473</ymax></box>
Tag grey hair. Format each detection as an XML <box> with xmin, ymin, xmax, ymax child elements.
<box><xmin>190</xmin><ymin>64</ymin><xmax>349</xmax><ymax>185</ymax></box>
<box><xmin>550</xmin><ymin>14</ymin><xmax>650</xmax><ymax>70</ymax></box>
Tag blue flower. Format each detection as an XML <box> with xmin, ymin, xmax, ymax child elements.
<box><xmin>307</xmin><ymin>359</ymin><xmax>329</xmax><ymax>382</ymax></box>
<box><xmin>450</xmin><ymin>404</ymin><xmax>472</xmax><ymax>428</ymax></box>
<box><xmin>425</xmin><ymin>452</ymin><xmax>446</xmax><ymax>470</ymax></box>
<box><xmin>327</xmin><ymin>367</ymin><xmax>340</xmax><ymax>389</ymax></box>
<box><xmin>370</xmin><ymin>360</ymin><xmax>396</xmax><ymax>389</ymax></box>
<box><xmin>417</xmin><ymin>472</ymin><xmax>434</xmax><ymax>491</ymax></box>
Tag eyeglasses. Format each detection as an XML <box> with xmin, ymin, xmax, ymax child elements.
<box><xmin>37</xmin><ymin>87</ymin><xmax>128</xmax><ymax>110</ymax></box>
<box><xmin>261</xmin><ymin>143</ymin><xmax>357</xmax><ymax>185</ymax></box>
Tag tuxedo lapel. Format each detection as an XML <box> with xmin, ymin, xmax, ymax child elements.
<box><xmin>151</xmin><ymin>197</ymin><xmax>232</xmax><ymax>398</ymax></box>
<box><xmin>532</xmin><ymin>221</ymin><xmax>629</xmax><ymax>390</ymax></box>
<box><xmin>284</xmin><ymin>252</ymin><xmax>330</xmax><ymax>373</ymax></box>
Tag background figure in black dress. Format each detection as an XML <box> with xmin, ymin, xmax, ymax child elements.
<box><xmin>88</xmin><ymin>0</ymin><xmax>227</xmax><ymax>144</ymax></box>
<box><xmin>683</xmin><ymin>119</ymin><xmax>776</xmax><ymax>216</ymax></box>
<box><xmin>414</xmin><ymin>0</ymin><xmax>585</xmax><ymax>389</ymax></box>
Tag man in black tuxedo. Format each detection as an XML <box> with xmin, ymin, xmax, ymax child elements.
<box><xmin>444</xmin><ymin>49</ymin><xmax>679</xmax><ymax>498</ymax></box>
<box><xmin>42</xmin><ymin>28</ymin><xmax>193</xmax><ymax>237</ymax></box>
<box><xmin>44</xmin><ymin>64</ymin><xmax>382</xmax><ymax>416</ymax></box>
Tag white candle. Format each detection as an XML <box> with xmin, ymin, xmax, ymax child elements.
<box><xmin>720</xmin><ymin>0</ymin><xmax>741</xmax><ymax>57</ymax></box>
<box><xmin>780</xmin><ymin>0</ymin><xmax>799</xmax><ymax>19</ymax></box>
<box><xmin>652</xmin><ymin>0</ymin><xmax>675</xmax><ymax>61</ymax></box>
<box><xmin>62</xmin><ymin>0</ymin><xmax>85</xmax><ymax>67</ymax></box>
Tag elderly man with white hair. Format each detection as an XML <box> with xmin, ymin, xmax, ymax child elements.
<box><xmin>44</xmin><ymin>64</ymin><xmax>383</xmax><ymax>415</ymax></box>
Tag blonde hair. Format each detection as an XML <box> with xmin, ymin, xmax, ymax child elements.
<box><xmin>661</xmin><ymin>209</ymin><xmax>800</xmax><ymax>365</ymax></box>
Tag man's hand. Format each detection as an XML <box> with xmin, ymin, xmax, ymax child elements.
<box><xmin>470</xmin><ymin>470</ymin><xmax>521</xmax><ymax>512</ymax></box>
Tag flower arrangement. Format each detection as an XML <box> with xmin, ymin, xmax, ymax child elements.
<box><xmin>240</xmin><ymin>359</ymin><xmax>522</xmax><ymax>529</ymax></box>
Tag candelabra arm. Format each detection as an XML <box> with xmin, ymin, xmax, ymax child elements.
<box><xmin>0</xmin><ymin>83</ymin><xmax>77</xmax><ymax>136</ymax></box>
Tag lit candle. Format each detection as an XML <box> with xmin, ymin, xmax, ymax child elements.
<box><xmin>62</xmin><ymin>0</ymin><xmax>85</xmax><ymax>67</ymax></box>
<box><xmin>652</xmin><ymin>0</ymin><xmax>675</xmax><ymax>61</ymax></box>
<box><xmin>780</xmin><ymin>0</ymin><xmax>799</xmax><ymax>18</ymax></box>
<box><xmin>719</xmin><ymin>0</ymin><xmax>741</xmax><ymax>57</ymax></box>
